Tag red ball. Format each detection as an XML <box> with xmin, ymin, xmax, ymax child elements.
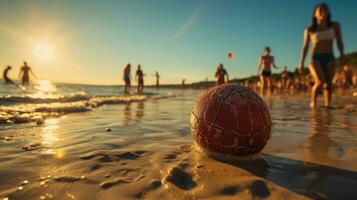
<box><xmin>190</xmin><ymin>84</ymin><xmax>271</xmax><ymax>159</ymax></box>
<box><xmin>227</xmin><ymin>52</ymin><xmax>235</xmax><ymax>59</ymax></box>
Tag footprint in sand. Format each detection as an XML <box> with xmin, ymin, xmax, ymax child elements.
<box><xmin>163</xmin><ymin>167</ymin><xmax>196</xmax><ymax>190</ymax></box>
<box><xmin>218</xmin><ymin>185</ymin><xmax>240</xmax><ymax>196</ymax></box>
<box><xmin>54</xmin><ymin>176</ymin><xmax>82</xmax><ymax>183</ymax></box>
<box><xmin>250</xmin><ymin>180</ymin><xmax>270</xmax><ymax>198</ymax></box>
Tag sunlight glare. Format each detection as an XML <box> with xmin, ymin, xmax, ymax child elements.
<box><xmin>33</xmin><ymin>80</ymin><xmax>57</xmax><ymax>99</ymax></box>
<box><xmin>32</xmin><ymin>40</ymin><xmax>57</xmax><ymax>62</ymax></box>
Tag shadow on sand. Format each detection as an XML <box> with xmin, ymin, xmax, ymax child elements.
<box><xmin>223</xmin><ymin>154</ymin><xmax>357</xmax><ymax>199</ymax></box>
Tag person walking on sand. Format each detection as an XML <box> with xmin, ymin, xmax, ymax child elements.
<box><xmin>257</xmin><ymin>47</ymin><xmax>278</xmax><ymax>96</ymax></box>
<box><xmin>155</xmin><ymin>71</ymin><xmax>160</xmax><ymax>89</ymax></box>
<box><xmin>19</xmin><ymin>61</ymin><xmax>36</xmax><ymax>86</ymax></box>
<box><xmin>3</xmin><ymin>65</ymin><xmax>15</xmax><ymax>84</ymax></box>
<box><xmin>299</xmin><ymin>3</ymin><xmax>345</xmax><ymax>108</ymax></box>
<box><xmin>215</xmin><ymin>63</ymin><xmax>229</xmax><ymax>85</ymax></box>
<box><xmin>123</xmin><ymin>63</ymin><xmax>131</xmax><ymax>94</ymax></box>
<box><xmin>135</xmin><ymin>64</ymin><xmax>145</xmax><ymax>93</ymax></box>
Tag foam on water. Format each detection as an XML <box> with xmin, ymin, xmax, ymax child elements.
<box><xmin>0</xmin><ymin>80</ymin><xmax>181</xmax><ymax>124</ymax></box>
<box><xmin>0</xmin><ymin>93</ymin><xmax>176</xmax><ymax>124</ymax></box>
<box><xmin>0</xmin><ymin>92</ymin><xmax>90</xmax><ymax>105</ymax></box>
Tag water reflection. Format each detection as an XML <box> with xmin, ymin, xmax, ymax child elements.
<box><xmin>135</xmin><ymin>101</ymin><xmax>145</xmax><ymax>122</ymax></box>
<box><xmin>41</xmin><ymin>118</ymin><xmax>59</xmax><ymax>146</ymax></box>
<box><xmin>307</xmin><ymin>109</ymin><xmax>342</xmax><ymax>162</ymax></box>
<box><xmin>123</xmin><ymin>103</ymin><xmax>132</xmax><ymax>125</ymax></box>
<box><xmin>122</xmin><ymin>101</ymin><xmax>146</xmax><ymax>125</ymax></box>
<box><xmin>32</xmin><ymin>80</ymin><xmax>57</xmax><ymax>99</ymax></box>
<box><xmin>41</xmin><ymin>118</ymin><xmax>64</xmax><ymax>159</ymax></box>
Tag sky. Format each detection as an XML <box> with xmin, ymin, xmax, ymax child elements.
<box><xmin>0</xmin><ymin>0</ymin><xmax>357</xmax><ymax>85</ymax></box>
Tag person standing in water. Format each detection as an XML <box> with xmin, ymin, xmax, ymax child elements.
<box><xmin>155</xmin><ymin>71</ymin><xmax>160</xmax><ymax>89</ymax></box>
<box><xmin>299</xmin><ymin>3</ymin><xmax>345</xmax><ymax>108</ymax></box>
<box><xmin>182</xmin><ymin>78</ymin><xmax>186</xmax><ymax>87</ymax></box>
<box><xmin>257</xmin><ymin>47</ymin><xmax>278</xmax><ymax>96</ymax></box>
<box><xmin>3</xmin><ymin>65</ymin><xmax>15</xmax><ymax>84</ymax></box>
<box><xmin>135</xmin><ymin>64</ymin><xmax>144</xmax><ymax>93</ymax></box>
<box><xmin>123</xmin><ymin>63</ymin><xmax>131</xmax><ymax>94</ymax></box>
<box><xmin>215</xmin><ymin>63</ymin><xmax>229</xmax><ymax>85</ymax></box>
<box><xmin>19</xmin><ymin>61</ymin><xmax>36</xmax><ymax>86</ymax></box>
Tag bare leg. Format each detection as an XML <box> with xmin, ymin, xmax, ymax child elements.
<box><xmin>260</xmin><ymin>75</ymin><xmax>265</xmax><ymax>96</ymax></box>
<box><xmin>128</xmin><ymin>82</ymin><xmax>131</xmax><ymax>94</ymax></box>
<box><xmin>267</xmin><ymin>76</ymin><xmax>272</xmax><ymax>97</ymax></box>
<box><xmin>324</xmin><ymin>63</ymin><xmax>335</xmax><ymax>107</ymax></box>
<box><xmin>309</xmin><ymin>62</ymin><xmax>326</xmax><ymax>108</ymax></box>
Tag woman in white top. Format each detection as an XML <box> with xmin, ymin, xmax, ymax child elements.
<box><xmin>299</xmin><ymin>3</ymin><xmax>345</xmax><ymax>108</ymax></box>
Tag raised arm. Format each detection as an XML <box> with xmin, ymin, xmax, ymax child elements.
<box><xmin>299</xmin><ymin>28</ymin><xmax>310</xmax><ymax>73</ymax></box>
<box><xmin>257</xmin><ymin>57</ymin><xmax>262</xmax><ymax>75</ymax></box>
<box><xmin>334</xmin><ymin>22</ymin><xmax>345</xmax><ymax>59</ymax></box>
<box><xmin>272</xmin><ymin>56</ymin><xmax>278</xmax><ymax>69</ymax></box>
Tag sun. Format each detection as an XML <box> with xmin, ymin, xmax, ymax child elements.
<box><xmin>32</xmin><ymin>40</ymin><xmax>57</xmax><ymax>62</ymax></box>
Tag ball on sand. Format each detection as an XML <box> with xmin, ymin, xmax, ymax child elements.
<box><xmin>190</xmin><ymin>84</ymin><xmax>271</xmax><ymax>160</ymax></box>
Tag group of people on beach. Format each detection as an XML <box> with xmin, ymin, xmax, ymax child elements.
<box><xmin>2</xmin><ymin>3</ymin><xmax>355</xmax><ymax>109</ymax></box>
<box><xmin>2</xmin><ymin>61</ymin><xmax>36</xmax><ymax>86</ymax></box>
<box><xmin>122</xmin><ymin>63</ymin><xmax>160</xmax><ymax>94</ymax></box>
<box><xmin>215</xmin><ymin>3</ymin><xmax>352</xmax><ymax>108</ymax></box>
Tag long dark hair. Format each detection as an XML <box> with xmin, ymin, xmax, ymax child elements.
<box><xmin>309</xmin><ymin>3</ymin><xmax>332</xmax><ymax>32</ymax></box>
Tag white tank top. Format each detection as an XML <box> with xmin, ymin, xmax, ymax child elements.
<box><xmin>310</xmin><ymin>27</ymin><xmax>335</xmax><ymax>44</ymax></box>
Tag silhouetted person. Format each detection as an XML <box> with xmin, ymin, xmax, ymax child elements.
<box><xmin>3</xmin><ymin>65</ymin><xmax>14</xmax><ymax>84</ymax></box>
<box><xmin>257</xmin><ymin>47</ymin><xmax>278</xmax><ymax>96</ymax></box>
<box><xmin>182</xmin><ymin>78</ymin><xmax>186</xmax><ymax>87</ymax></box>
<box><xmin>123</xmin><ymin>63</ymin><xmax>131</xmax><ymax>94</ymax></box>
<box><xmin>215</xmin><ymin>63</ymin><xmax>229</xmax><ymax>85</ymax></box>
<box><xmin>299</xmin><ymin>3</ymin><xmax>344</xmax><ymax>108</ymax></box>
<box><xmin>135</xmin><ymin>64</ymin><xmax>144</xmax><ymax>93</ymax></box>
<box><xmin>19</xmin><ymin>61</ymin><xmax>36</xmax><ymax>86</ymax></box>
<box><xmin>155</xmin><ymin>71</ymin><xmax>160</xmax><ymax>88</ymax></box>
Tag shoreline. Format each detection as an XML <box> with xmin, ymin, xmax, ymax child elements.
<box><xmin>0</xmin><ymin>89</ymin><xmax>356</xmax><ymax>199</ymax></box>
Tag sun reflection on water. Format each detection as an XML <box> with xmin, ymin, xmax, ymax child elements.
<box><xmin>41</xmin><ymin>118</ymin><xmax>64</xmax><ymax>159</ymax></box>
<box><xmin>33</xmin><ymin>80</ymin><xmax>57</xmax><ymax>99</ymax></box>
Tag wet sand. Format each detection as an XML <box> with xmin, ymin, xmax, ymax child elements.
<box><xmin>0</xmin><ymin>89</ymin><xmax>357</xmax><ymax>199</ymax></box>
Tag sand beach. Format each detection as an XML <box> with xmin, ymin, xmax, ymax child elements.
<box><xmin>0</xmin><ymin>84</ymin><xmax>356</xmax><ymax>199</ymax></box>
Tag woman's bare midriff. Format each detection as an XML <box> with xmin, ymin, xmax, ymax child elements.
<box><xmin>311</xmin><ymin>40</ymin><xmax>334</xmax><ymax>54</ymax></box>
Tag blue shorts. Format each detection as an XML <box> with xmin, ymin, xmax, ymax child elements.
<box><xmin>312</xmin><ymin>53</ymin><xmax>335</xmax><ymax>81</ymax></box>
<box><xmin>312</xmin><ymin>53</ymin><xmax>335</xmax><ymax>68</ymax></box>
<box><xmin>261</xmin><ymin>70</ymin><xmax>271</xmax><ymax>77</ymax></box>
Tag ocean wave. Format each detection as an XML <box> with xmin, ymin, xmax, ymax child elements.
<box><xmin>0</xmin><ymin>93</ymin><xmax>175</xmax><ymax>125</ymax></box>
<box><xmin>0</xmin><ymin>92</ymin><xmax>90</xmax><ymax>105</ymax></box>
